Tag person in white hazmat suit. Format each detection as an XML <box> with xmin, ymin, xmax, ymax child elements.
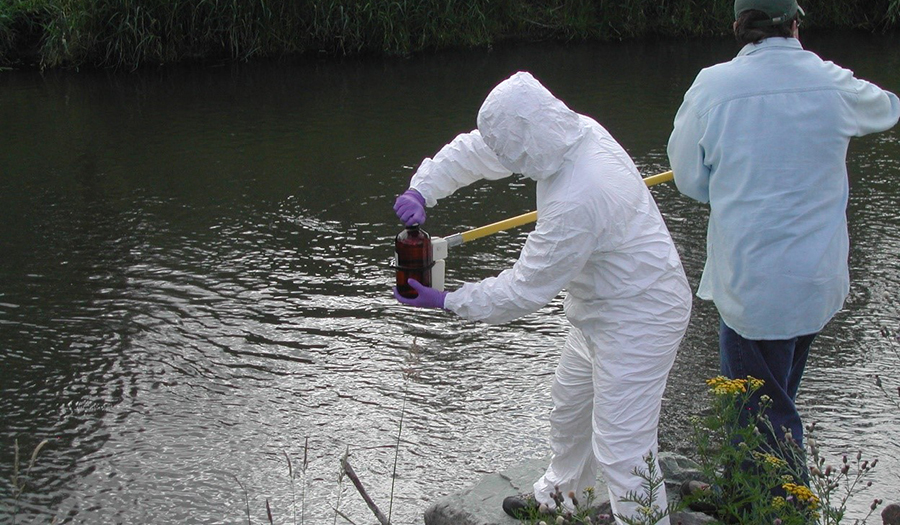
<box><xmin>392</xmin><ymin>71</ymin><xmax>692</xmax><ymax>523</ymax></box>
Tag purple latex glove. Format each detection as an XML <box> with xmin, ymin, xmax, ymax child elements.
<box><xmin>393</xmin><ymin>189</ymin><xmax>426</xmax><ymax>226</ymax></box>
<box><xmin>393</xmin><ymin>279</ymin><xmax>447</xmax><ymax>309</ymax></box>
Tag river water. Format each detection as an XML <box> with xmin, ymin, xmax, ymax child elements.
<box><xmin>1</xmin><ymin>31</ymin><xmax>898</xmax><ymax>524</ymax></box>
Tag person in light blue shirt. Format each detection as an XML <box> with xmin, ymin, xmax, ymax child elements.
<box><xmin>667</xmin><ymin>0</ymin><xmax>899</xmax><ymax>465</ymax></box>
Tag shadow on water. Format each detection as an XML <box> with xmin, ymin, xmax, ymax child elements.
<box><xmin>0</xmin><ymin>31</ymin><xmax>898</xmax><ymax>524</ymax></box>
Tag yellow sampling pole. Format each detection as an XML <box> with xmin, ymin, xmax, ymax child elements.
<box><xmin>443</xmin><ymin>170</ymin><xmax>673</xmax><ymax>248</ymax></box>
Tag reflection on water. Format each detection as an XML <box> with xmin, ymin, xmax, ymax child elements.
<box><xmin>1</xmin><ymin>32</ymin><xmax>898</xmax><ymax>524</ymax></box>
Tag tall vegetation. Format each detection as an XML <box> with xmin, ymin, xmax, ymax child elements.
<box><xmin>1</xmin><ymin>0</ymin><xmax>898</xmax><ymax>71</ymax></box>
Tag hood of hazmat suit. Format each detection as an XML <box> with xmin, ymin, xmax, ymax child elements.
<box><xmin>476</xmin><ymin>72</ymin><xmax>587</xmax><ymax>181</ymax></box>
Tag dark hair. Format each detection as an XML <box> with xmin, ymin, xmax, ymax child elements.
<box><xmin>734</xmin><ymin>10</ymin><xmax>796</xmax><ymax>45</ymax></box>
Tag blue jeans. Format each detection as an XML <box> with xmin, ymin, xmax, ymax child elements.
<box><xmin>718</xmin><ymin>319</ymin><xmax>817</xmax><ymax>452</ymax></box>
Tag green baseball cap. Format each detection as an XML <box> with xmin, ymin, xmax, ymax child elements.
<box><xmin>734</xmin><ymin>0</ymin><xmax>805</xmax><ymax>25</ymax></box>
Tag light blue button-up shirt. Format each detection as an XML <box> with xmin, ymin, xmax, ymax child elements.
<box><xmin>668</xmin><ymin>37</ymin><xmax>900</xmax><ymax>340</ymax></box>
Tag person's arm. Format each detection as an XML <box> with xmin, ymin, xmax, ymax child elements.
<box><xmin>667</xmin><ymin>90</ymin><xmax>711</xmax><ymax>204</ymax></box>
<box><xmin>853</xmin><ymin>79</ymin><xmax>900</xmax><ymax>136</ymax></box>
<box><xmin>408</xmin><ymin>129</ymin><xmax>513</xmax><ymax>207</ymax></box>
<box><xmin>444</xmin><ymin>201</ymin><xmax>596</xmax><ymax>324</ymax></box>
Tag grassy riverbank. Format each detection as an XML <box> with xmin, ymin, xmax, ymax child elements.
<box><xmin>1</xmin><ymin>0</ymin><xmax>898</xmax><ymax>70</ymax></box>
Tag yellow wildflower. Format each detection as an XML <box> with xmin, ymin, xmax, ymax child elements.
<box><xmin>706</xmin><ymin>376</ymin><xmax>747</xmax><ymax>395</ymax></box>
<box><xmin>747</xmin><ymin>376</ymin><xmax>765</xmax><ymax>390</ymax></box>
<box><xmin>783</xmin><ymin>482</ymin><xmax>820</xmax><ymax>510</ymax></box>
<box><xmin>752</xmin><ymin>451</ymin><xmax>787</xmax><ymax>469</ymax></box>
<box><xmin>705</xmin><ymin>376</ymin><xmax>766</xmax><ymax>395</ymax></box>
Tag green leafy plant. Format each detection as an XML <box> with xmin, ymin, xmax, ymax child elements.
<box><xmin>0</xmin><ymin>0</ymin><xmax>898</xmax><ymax>69</ymax></box>
<box><xmin>616</xmin><ymin>452</ymin><xmax>681</xmax><ymax>525</ymax></box>
<box><xmin>686</xmin><ymin>376</ymin><xmax>882</xmax><ymax>525</ymax></box>
<box><xmin>516</xmin><ymin>485</ymin><xmax>614</xmax><ymax>525</ymax></box>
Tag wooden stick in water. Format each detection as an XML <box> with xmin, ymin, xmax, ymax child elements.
<box><xmin>341</xmin><ymin>455</ymin><xmax>392</xmax><ymax>525</ymax></box>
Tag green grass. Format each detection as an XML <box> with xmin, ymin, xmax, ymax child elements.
<box><xmin>0</xmin><ymin>0</ymin><xmax>898</xmax><ymax>70</ymax></box>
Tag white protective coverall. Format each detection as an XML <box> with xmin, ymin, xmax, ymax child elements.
<box><xmin>408</xmin><ymin>72</ymin><xmax>691</xmax><ymax>522</ymax></box>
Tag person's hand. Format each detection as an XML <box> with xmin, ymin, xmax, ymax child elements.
<box><xmin>393</xmin><ymin>189</ymin><xmax>426</xmax><ymax>226</ymax></box>
<box><xmin>393</xmin><ymin>279</ymin><xmax>447</xmax><ymax>309</ymax></box>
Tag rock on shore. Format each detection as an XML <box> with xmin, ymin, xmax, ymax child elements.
<box><xmin>424</xmin><ymin>452</ymin><xmax>716</xmax><ymax>525</ymax></box>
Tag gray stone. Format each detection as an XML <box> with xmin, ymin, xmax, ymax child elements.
<box><xmin>883</xmin><ymin>503</ymin><xmax>900</xmax><ymax>525</ymax></box>
<box><xmin>658</xmin><ymin>451</ymin><xmax>706</xmax><ymax>486</ymax></box>
<box><xmin>423</xmin><ymin>456</ymin><xmax>555</xmax><ymax>525</ymax></box>
<box><xmin>424</xmin><ymin>452</ymin><xmax>717</xmax><ymax>525</ymax></box>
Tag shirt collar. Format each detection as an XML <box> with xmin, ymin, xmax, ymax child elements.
<box><xmin>737</xmin><ymin>37</ymin><xmax>803</xmax><ymax>57</ymax></box>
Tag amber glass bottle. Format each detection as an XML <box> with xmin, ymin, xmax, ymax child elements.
<box><xmin>394</xmin><ymin>225</ymin><xmax>433</xmax><ymax>298</ymax></box>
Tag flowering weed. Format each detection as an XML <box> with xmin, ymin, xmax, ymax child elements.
<box><xmin>685</xmin><ymin>376</ymin><xmax>881</xmax><ymax>525</ymax></box>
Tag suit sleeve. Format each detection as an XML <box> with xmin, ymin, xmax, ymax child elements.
<box><xmin>408</xmin><ymin>130</ymin><xmax>513</xmax><ymax>207</ymax></box>
<box><xmin>444</xmin><ymin>201</ymin><xmax>596</xmax><ymax>324</ymax></box>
